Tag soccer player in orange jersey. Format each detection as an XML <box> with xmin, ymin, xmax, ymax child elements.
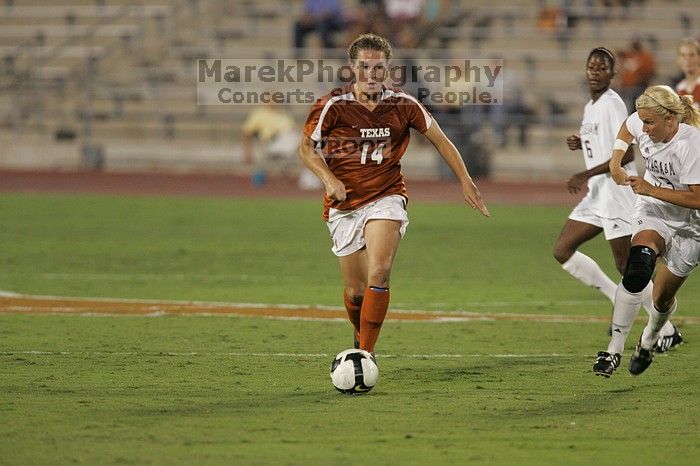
<box><xmin>675</xmin><ymin>38</ymin><xmax>700</xmax><ymax>110</ymax></box>
<box><xmin>298</xmin><ymin>33</ymin><xmax>489</xmax><ymax>356</ymax></box>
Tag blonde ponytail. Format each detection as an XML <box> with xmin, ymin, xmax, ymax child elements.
<box><xmin>678</xmin><ymin>94</ymin><xmax>700</xmax><ymax>129</ymax></box>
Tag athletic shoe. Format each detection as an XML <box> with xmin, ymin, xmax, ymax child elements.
<box><xmin>654</xmin><ymin>326</ymin><xmax>683</xmax><ymax>354</ymax></box>
<box><xmin>593</xmin><ymin>351</ymin><xmax>620</xmax><ymax>378</ymax></box>
<box><xmin>628</xmin><ymin>342</ymin><xmax>653</xmax><ymax>375</ymax></box>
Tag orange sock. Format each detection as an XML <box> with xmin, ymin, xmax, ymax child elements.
<box><xmin>343</xmin><ymin>290</ymin><xmax>362</xmax><ymax>342</ymax></box>
<box><xmin>359</xmin><ymin>286</ymin><xmax>390</xmax><ymax>353</ymax></box>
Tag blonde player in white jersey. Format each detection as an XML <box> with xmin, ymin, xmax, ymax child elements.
<box><xmin>554</xmin><ymin>48</ymin><xmax>677</xmax><ymax>341</ymax></box>
<box><xmin>593</xmin><ymin>85</ymin><xmax>700</xmax><ymax>377</ymax></box>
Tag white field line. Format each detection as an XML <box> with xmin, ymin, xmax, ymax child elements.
<box><xmin>0</xmin><ymin>350</ymin><xmax>578</xmax><ymax>359</ymax></box>
<box><xmin>0</xmin><ymin>272</ymin><xmax>269</xmax><ymax>282</ymax></box>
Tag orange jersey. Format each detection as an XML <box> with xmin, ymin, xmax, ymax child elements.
<box><xmin>676</xmin><ymin>76</ymin><xmax>700</xmax><ymax>110</ymax></box>
<box><xmin>303</xmin><ymin>84</ymin><xmax>432</xmax><ymax>220</ymax></box>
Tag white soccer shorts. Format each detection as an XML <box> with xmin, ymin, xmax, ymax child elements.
<box><xmin>327</xmin><ymin>194</ymin><xmax>409</xmax><ymax>257</ymax></box>
<box><xmin>569</xmin><ymin>194</ymin><xmax>634</xmax><ymax>240</ymax></box>
<box><xmin>665</xmin><ymin>234</ymin><xmax>699</xmax><ymax>278</ymax></box>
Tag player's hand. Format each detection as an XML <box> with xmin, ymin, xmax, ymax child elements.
<box><xmin>462</xmin><ymin>179</ymin><xmax>490</xmax><ymax>217</ymax></box>
<box><xmin>566</xmin><ymin>135</ymin><xmax>581</xmax><ymax>151</ymax></box>
<box><xmin>628</xmin><ymin>176</ymin><xmax>653</xmax><ymax>196</ymax></box>
<box><xmin>611</xmin><ymin>166</ymin><xmax>629</xmax><ymax>185</ymax></box>
<box><xmin>565</xmin><ymin>173</ymin><xmax>587</xmax><ymax>194</ymax></box>
<box><xmin>325</xmin><ymin>177</ymin><xmax>347</xmax><ymax>201</ymax></box>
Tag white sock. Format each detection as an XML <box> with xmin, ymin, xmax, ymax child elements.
<box><xmin>562</xmin><ymin>251</ymin><xmax>617</xmax><ymax>302</ymax></box>
<box><xmin>640</xmin><ymin>281</ymin><xmax>654</xmax><ymax>316</ymax></box>
<box><xmin>641</xmin><ymin>300</ymin><xmax>677</xmax><ymax>349</ymax></box>
<box><xmin>639</xmin><ymin>281</ymin><xmax>676</xmax><ymax>337</ymax></box>
<box><xmin>659</xmin><ymin>320</ymin><xmax>676</xmax><ymax>337</ymax></box>
<box><xmin>607</xmin><ymin>282</ymin><xmax>643</xmax><ymax>355</ymax></box>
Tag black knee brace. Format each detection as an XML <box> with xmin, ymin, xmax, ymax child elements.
<box><xmin>622</xmin><ymin>245</ymin><xmax>657</xmax><ymax>293</ymax></box>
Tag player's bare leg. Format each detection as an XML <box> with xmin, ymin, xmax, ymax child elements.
<box><xmin>358</xmin><ymin>219</ymin><xmax>401</xmax><ymax>353</ymax></box>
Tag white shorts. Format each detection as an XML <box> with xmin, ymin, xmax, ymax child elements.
<box><xmin>632</xmin><ymin>201</ymin><xmax>699</xmax><ymax>277</ymax></box>
<box><xmin>327</xmin><ymin>195</ymin><xmax>409</xmax><ymax>257</ymax></box>
<box><xmin>632</xmin><ymin>201</ymin><xmax>680</xmax><ymax>249</ymax></box>
<box><xmin>569</xmin><ymin>194</ymin><xmax>634</xmax><ymax>240</ymax></box>
<box><xmin>665</xmin><ymin>234</ymin><xmax>700</xmax><ymax>278</ymax></box>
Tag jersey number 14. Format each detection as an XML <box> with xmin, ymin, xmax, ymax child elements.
<box><xmin>360</xmin><ymin>142</ymin><xmax>385</xmax><ymax>165</ymax></box>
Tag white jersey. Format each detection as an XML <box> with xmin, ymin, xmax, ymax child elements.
<box><xmin>626</xmin><ymin>112</ymin><xmax>700</xmax><ymax>236</ymax></box>
<box><xmin>579</xmin><ymin>89</ymin><xmax>637</xmax><ymax>218</ymax></box>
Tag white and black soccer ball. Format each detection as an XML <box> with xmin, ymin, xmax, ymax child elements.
<box><xmin>330</xmin><ymin>348</ymin><xmax>378</xmax><ymax>394</ymax></box>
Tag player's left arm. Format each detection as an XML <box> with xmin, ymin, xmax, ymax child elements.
<box><xmin>423</xmin><ymin>118</ymin><xmax>490</xmax><ymax>217</ymax></box>
<box><xmin>628</xmin><ymin>181</ymin><xmax>700</xmax><ymax>209</ymax></box>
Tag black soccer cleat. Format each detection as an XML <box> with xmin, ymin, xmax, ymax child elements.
<box><xmin>654</xmin><ymin>326</ymin><xmax>684</xmax><ymax>354</ymax></box>
<box><xmin>629</xmin><ymin>342</ymin><xmax>654</xmax><ymax>375</ymax></box>
<box><xmin>593</xmin><ymin>351</ymin><xmax>621</xmax><ymax>378</ymax></box>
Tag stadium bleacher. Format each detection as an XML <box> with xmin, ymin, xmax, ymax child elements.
<box><xmin>0</xmin><ymin>0</ymin><xmax>696</xmax><ymax>180</ymax></box>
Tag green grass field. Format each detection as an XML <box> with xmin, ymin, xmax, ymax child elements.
<box><xmin>1</xmin><ymin>193</ymin><xmax>698</xmax><ymax>465</ymax></box>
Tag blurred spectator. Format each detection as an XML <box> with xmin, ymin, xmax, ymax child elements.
<box><xmin>342</xmin><ymin>0</ymin><xmax>385</xmax><ymax>47</ymax></box>
<box><xmin>536</xmin><ymin>1</ymin><xmax>574</xmax><ymax>55</ymax></box>
<box><xmin>382</xmin><ymin>0</ymin><xmax>425</xmax><ymax>48</ymax></box>
<box><xmin>241</xmin><ymin>100</ymin><xmax>321</xmax><ymax>189</ymax></box>
<box><xmin>384</xmin><ymin>0</ymin><xmax>424</xmax><ymax>20</ymax></box>
<box><xmin>673</xmin><ymin>38</ymin><xmax>700</xmax><ymax>111</ymax></box>
<box><xmin>380</xmin><ymin>0</ymin><xmax>451</xmax><ymax>50</ymax></box>
<box><xmin>537</xmin><ymin>2</ymin><xmax>565</xmax><ymax>32</ymax></box>
<box><xmin>293</xmin><ymin>0</ymin><xmax>344</xmax><ymax>57</ymax></box>
<box><xmin>241</xmin><ymin>100</ymin><xmax>297</xmax><ymax>166</ymax></box>
<box><xmin>617</xmin><ymin>37</ymin><xmax>656</xmax><ymax>112</ymax></box>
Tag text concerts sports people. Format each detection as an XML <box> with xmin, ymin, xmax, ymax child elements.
<box><xmin>298</xmin><ymin>33</ymin><xmax>489</xmax><ymax>357</ymax></box>
<box><xmin>593</xmin><ymin>85</ymin><xmax>700</xmax><ymax>377</ymax></box>
<box><xmin>553</xmin><ymin>47</ymin><xmax>678</xmax><ymax>342</ymax></box>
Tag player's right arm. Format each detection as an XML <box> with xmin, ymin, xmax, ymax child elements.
<box><xmin>298</xmin><ymin>135</ymin><xmax>346</xmax><ymax>201</ymax></box>
<box><xmin>567</xmin><ymin>145</ymin><xmax>635</xmax><ymax>194</ymax></box>
<box><xmin>566</xmin><ymin>134</ymin><xmax>582</xmax><ymax>151</ymax></box>
<box><xmin>609</xmin><ymin>118</ymin><xmax>635</xmax><ymax>185</ymax></box>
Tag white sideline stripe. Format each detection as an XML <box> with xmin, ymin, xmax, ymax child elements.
<box><xmin>9</xmin><ymin>275</ymin><xmax>699</xmax><ymax>308</ymax></box>
<box><xmin>0</xmin><ymin>350</ymin><xmax>577</xmax><ymax>359</ymax></box>
<box><xmin>0</xmin><ymin>290</ymin><xmax>21</xmax><ymax>297</ymax></box>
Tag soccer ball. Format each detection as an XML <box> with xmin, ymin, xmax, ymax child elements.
<box><xmin>330</xmin><ymin>348</ymin><xmax>378</xmax><ymax>394</ymax></box>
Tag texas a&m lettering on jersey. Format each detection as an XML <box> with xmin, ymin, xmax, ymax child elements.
<box><xmin>303</xmin><ymin>85</ymin><xmax>432</xmax><ymax>220</ymax></box>
<box><xmin>645</xmin><ymin>158</ymin><xmax>677</xmax><ymax>178</ymax></box>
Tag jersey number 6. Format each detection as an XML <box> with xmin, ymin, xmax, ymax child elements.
<box><xmin>360</xmin><ymin>142</ymin><xmax>385</xmax><ymax>165</ymax></box>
